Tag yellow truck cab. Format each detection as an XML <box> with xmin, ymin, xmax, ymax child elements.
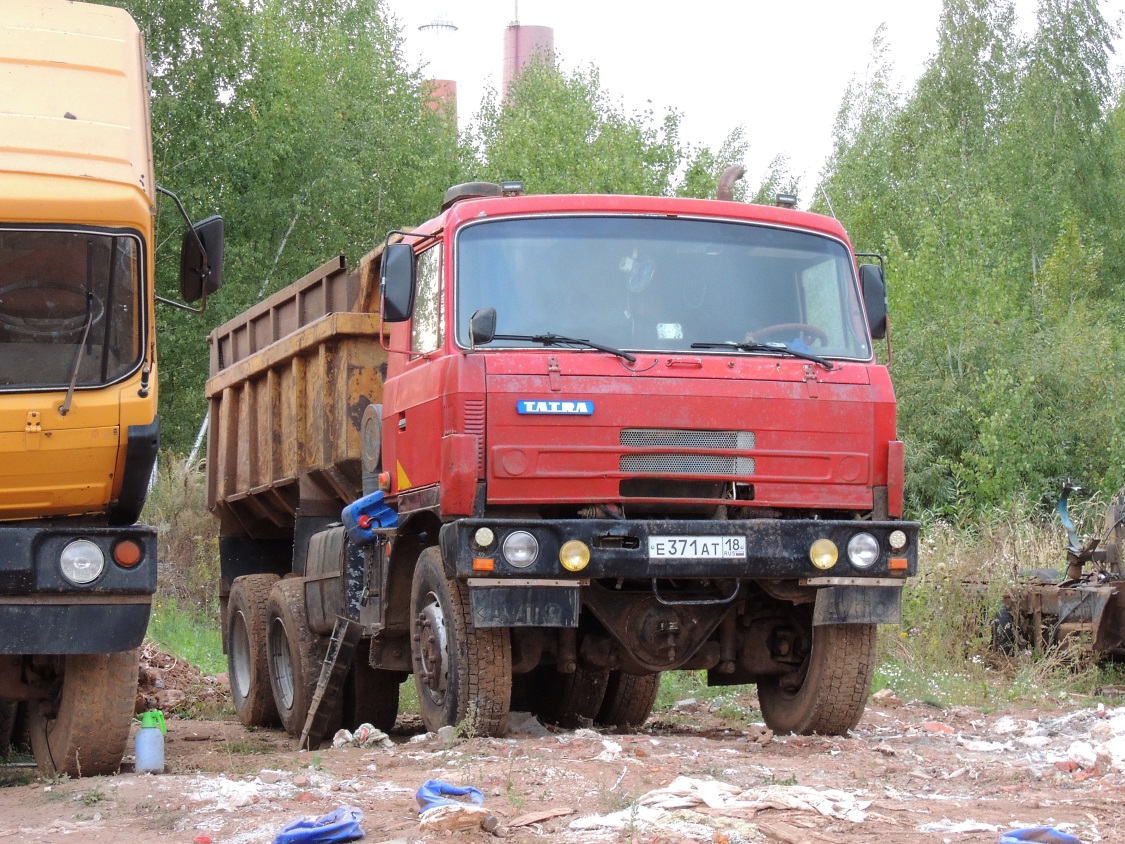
<box><xmin>0</xmin><ymin>1</ymin><xmax>222</xmax><ymax>776</ymax></box>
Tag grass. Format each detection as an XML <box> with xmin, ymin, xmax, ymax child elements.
<box><xmin>146</xmin><ymin>600</ymin><xmax>225</xmax><ymax>676</ymax></box>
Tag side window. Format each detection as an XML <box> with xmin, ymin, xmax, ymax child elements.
<box><xmin>411</xmin><ymin>244</ymin><xmax>443</xmax><ymax>356</ymax></box>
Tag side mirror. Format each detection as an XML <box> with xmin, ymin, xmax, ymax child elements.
<box><xmin>381</xmin><ymin>243</ymin><xmax>416</xmax><ymax>323</ymax></box>
<box><xmin>469</xmin><ymin>307</ymin><xmax>497</xmax><ymax>346</ymax></box>
<box><xmin>179</xmin><ymin>216</ymin><xmax>224</xmax><ymax>303</ymax></box>
<box><xmin>859</xmin><ymin>262</ymin><xmax>887</xmax><ymax>341</ymax></box>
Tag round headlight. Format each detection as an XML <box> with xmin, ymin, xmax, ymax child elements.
<box><xmin>502</xmin><ymin>531</ymin><xmax>539</xmax><ymax>568</ymax></box>
<box><xmin>847</xmin><ymin>533</ymin><xmax>880</xmax><ymax>569</ymax></box>
<box><xmin>559</xmin><ymin>540</ymin><xmax>591</xmax><ymax>572</ymax></box>
<box><xmin>473</xmin><ymin>527</ymin><xmax>496</xmax><ymax>550</ymax></box>
<box><xmin>60</xmin><ymin>539</ymin><xmax>105</xmax><ymax>584</ymax></box>
<box><xmin>888</xmin><ymin>529</ymin><xmax>908</xmax><ymax>550</ymax></box>
<box><xmin>809</xmin><ymin>538</ymin><xmax>838</xmax><ymax>570</ymax></box>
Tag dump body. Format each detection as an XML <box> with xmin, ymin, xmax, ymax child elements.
<box><xmin>208</xmin><ymin>187</ymin><xmax>919</xmax><ymax>743</ymax></box>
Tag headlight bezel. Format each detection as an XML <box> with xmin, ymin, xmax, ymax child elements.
<box><xmin>846</xmin><ymin>532</ymin><xmax>881</xmax><ymax>569</ymax></box>
<box><xmin>60</xmin><ymin>539</ymin><xmax>106</xmax><ymax>585</ymax></box>
<box><xmin>501</xmin><ymin>530</ymin><xmax>539</xmax><ymax>568</ymax></box>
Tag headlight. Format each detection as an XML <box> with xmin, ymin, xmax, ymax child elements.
<box><xmin>60</xmin><ymin>540</ymin><xmax>105</xmax><ymax>584</ymax></box>
<box><xmin>888</xmin><ymin>529</ymin><xmax>908</xmax><ymax>550</ymax></box>
<box><xmin>473</xmin><ymin>527</ymin><xmax>496</xmax><ymax>550</ymax></box>
<box><xmin>809</xmin><ymin>538</ymin><xmax>838</xmax><ymax>570</ymax></box>
<box><xmin>559</xmin><ymin>540</ymin><xmax>591</xmax><ymax>572</ymax></box>
<box><xmin>847</xmin><ymin>533</ymin><xmax>880</xmax><ymax>569</ymax></box>
<box><xmin>502</xmin><ymin>531</ymin><xmax>539</xmax><ymax>567</ymax></box>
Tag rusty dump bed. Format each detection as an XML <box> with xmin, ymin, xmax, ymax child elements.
<box><xmin>206</xmin><ymin>255</ymin><xmax>386</xmax><ymax>539</ymax></box>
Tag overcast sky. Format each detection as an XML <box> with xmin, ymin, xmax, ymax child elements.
<box><xmin>387</xmin><ymin>0</ymin><xmax>1124</xmax><ymax>202</ymax></box>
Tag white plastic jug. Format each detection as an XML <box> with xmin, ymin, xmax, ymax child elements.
<box><xmin>134</xmin><ymin>710</ymin><xmax>166</xmax><ymax>774</ymax></box>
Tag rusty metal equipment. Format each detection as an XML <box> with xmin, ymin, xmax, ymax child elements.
<box><xmin>997</xmin><ymin>484</ymin><xmax>1125</xmax><ymax>657</ymax></box>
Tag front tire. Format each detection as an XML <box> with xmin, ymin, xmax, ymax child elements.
<box><xmin>29</xmin><ymin>650</ymin><xmax>139</xmax><ymax>777</ymax></box>
<box><xmin>410</xmin><ymin>547</ymin><xmax>511</xmax><ymax>736</ymax></box>
<box><xmin>266</xmin><ymin>578</ymin><xmax>330</xmax><ymax>737</ymax></box>
<box><xmin>228</xmin><ymin>574</ymin><xmax>281</xmax><ymax>728</ymax></box>
<box><xmin>757</xmin><ymin>623</ymin><xmax>876</xmax><ymax>736</ymax></box>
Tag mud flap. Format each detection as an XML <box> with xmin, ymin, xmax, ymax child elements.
<box><xmin>468</xmin><ymin>581</ymin><xmax>580</xmax><ymax>628</ymax></box>
<box><xmin>813</xmin><ymin>585</ymin><xmax>902</xmax><ymax>626</ymax></box>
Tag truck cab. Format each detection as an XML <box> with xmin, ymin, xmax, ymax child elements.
<box><xmin>0</xmin><ymin>1</ymin><xmax>221</xmax><ymax>776</ymax></box>
<box><xmin>375</xmin><ymin>186</ymin><xmax>914</xmax><ymax>735</ymax></box>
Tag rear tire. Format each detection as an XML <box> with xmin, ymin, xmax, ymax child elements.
<box><xmin>596</xmin><ymin>671</ymin><xmax>661</xmax><ymax>728</ymax></box>
<box><xmin>410</xmin><ymin>547</ymin><xmax>511</xmax><ymax>736</ymax></box>
<box><xmin>341</xmin><ymin>639</ymin><xmax>403</xmax><ymax>733</ymax></box>
<box><xmin>0</xmin><ymin>702</ymin><xmax>17</xmax><ymax>758</ymax></box>
<box><xmin>757</xmin><ymin>623</ymin><xmax>876</xmax><ymax>736</ymax></box>
<box><xmin>533</xmin><ymin>666</ymin><xmax>609</xmax><ymax>728</ymax></box>
<box><xmin>266</xmin><ymin>578</ymin><xmax>329</xmax><ymax>737</ymax></box>
<box><xmin>29</xmin><ymin>650</ymin><xmax>139</xmax><ymax>777</ymax></box>
<box><xmin>227</xmin><ymin>574</ymin><xmax>281</xmax><ymax>727</ymax></box>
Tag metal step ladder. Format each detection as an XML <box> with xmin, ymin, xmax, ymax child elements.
<box><xmin>299</xmin><ymin>616</ymin><xmax>361</xmax><ymax>750</ymax></box>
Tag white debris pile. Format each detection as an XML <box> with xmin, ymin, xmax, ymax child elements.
<box><xmin>569</xmin><ymin>775</ymin><xmax>871</xmax><ymax>838</ymax></box>
<box><xmin>331</xmin><ymin>723</ymin><xmax>394</xmax><ymax>749</ymax></box>
<box><xmin>882</xmin><ymin>703</ymin><xmax>1125</xmax><ymax>780</ymax></box>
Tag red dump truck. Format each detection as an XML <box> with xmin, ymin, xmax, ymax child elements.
<box><xmin>206</xmin><ymin>180</ymin><xmax>917</xmax><ymax>744</ymax></box>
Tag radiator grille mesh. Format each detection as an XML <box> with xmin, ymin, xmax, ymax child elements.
<box><xmin>619</xmin><ymin>429</ymin><xmax>755</xmax><ymax>477</ymax></box>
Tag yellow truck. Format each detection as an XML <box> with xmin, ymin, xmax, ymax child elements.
<box><xmin>0</xmin><ymin>1</ymin><xmax>222</xmax><ymax>776</ymax></box>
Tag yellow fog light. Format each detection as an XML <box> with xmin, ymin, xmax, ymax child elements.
<box><xmin>559</xmin><ymin>540</ymin><xmax>591</xmax><ymax>572</ymax></box>
<box><xmin>809</xmin><ymin>538</ymin><xmax>839</xmax><ymax>570</ymax></box>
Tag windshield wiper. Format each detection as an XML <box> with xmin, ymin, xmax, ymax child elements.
<box><xmin>492</xmin><ymin>332</ymin><xmax>637</xmax><ymax>363</ymax></box>
<box><xmin>691</xmin><ymin>341</ymin><xmax>834</xmax><ymax>371</ymax></box>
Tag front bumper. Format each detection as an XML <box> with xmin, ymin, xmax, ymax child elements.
<box><xmin>0</xmin><ymin>524</ymin><xmax>156</xmax><ymax>654</ymax></box>
<box><xmin>440</xmin><ymin>516</ymin><xmax>919</xmax><ymax>582</ymax></box>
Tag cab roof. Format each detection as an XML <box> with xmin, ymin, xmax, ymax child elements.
<box><xmin>0</xmin><ymin>1</ymin><xmax>153</xmax><ymax>203</ymax></box>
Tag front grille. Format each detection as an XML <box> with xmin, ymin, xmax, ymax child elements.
<box><xmin>619</xmin><ymin>428</ymin><xmax>756</xmax><ymax>477</ymax></box>
<box><xmin>620</xmin><ymin>429</ymin><xmax>755</xmax><ymax>449</ymax></box>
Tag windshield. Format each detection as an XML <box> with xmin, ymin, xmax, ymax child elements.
<box><xmin>0</xmin><ymin>228</ymin><xmax>143</xmax><ymax>389</ymax></box>
<box><xmin>455</xmin><ymin>215</ymin><xmax>871</xmax><ymax>360</ymax></box>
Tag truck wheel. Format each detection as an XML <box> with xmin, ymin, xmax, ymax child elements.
<box><xmin>596</xmin><ymin>671</ymin><xmax>661</xmax><ymax>728</ymax></box>
<box><xmin>29</xmin><ymin>650</ymin><xmax>139</xmax><ymax>777</ymax></box>
<box><xmin>410</xmin><ymin>547</ymin><xmax>511</xmax><ymax>736</ymax></box>
<box><xmin>0</xmin><ymin>702</ymin><xmax>17</xmax><ymax>758</ymax></box>
<box><xmin>757</xmin><ymin>623</ymin><xmax>876</xmax><ymax>736</ymax></box>
<box><xmin>534</xmin><ymin>666</ymin><xmax>609</xmax><ymax>728</ymax></box>
<box><xmin>266</xmin><ymin>578</ymin><xmax>329</xmax><ymax>737</ymax></box>
<box><xmin>341</xmin><ymin>639</ymin><xmax>403</xmax><ymax>733</ymax></box>
<box><xmin>228</xmin><ymin>574</ymin><xmax>281</xmax><ymax>728</ymax></box>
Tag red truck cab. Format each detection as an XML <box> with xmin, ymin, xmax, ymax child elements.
<box><xmin>374</xmin><ymin>184</ymin><xmax>917</xmax><ymax>736</ymax></box>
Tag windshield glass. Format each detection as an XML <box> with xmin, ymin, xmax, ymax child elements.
<box><xmin>0</xmin><ymin>228</ymin><xmax>143</xmax><ymax>389</ymax></box>
<box><xmin>455</xmin><ymin>215</ymin><xmax>871</xmax><ymax>360</ymax></box>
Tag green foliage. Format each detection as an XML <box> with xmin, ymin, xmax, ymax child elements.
<box><xmin>818</xmin><ymin>0</ymin><xmax>1125</xmax><ymax>518</ymax></box>
<box><xmin>147</xmin><ymin>599</ymin><xmax>225</xmax><ymax>676</ymax></box>
<box><xmin>106</xmin><ymin>0</ymin><xmax>460</xmax><ymax>450</ymax></box>
<box><xmin>463</xmin><ymin>58</ymin><xmax>749</xmax><ymax>200</ymax></box>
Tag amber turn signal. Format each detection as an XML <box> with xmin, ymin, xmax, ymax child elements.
<box><xmin>113</xmin><ymin>539</ymin><xmax>143</xmax><ymax>568</ymax></box>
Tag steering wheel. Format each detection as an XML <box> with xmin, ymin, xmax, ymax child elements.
<box><xmin>752</xmin><ymin>322</ymin><xmax>828</xmax><ymax>346</ymax></box>
<box><xmin>0</xmin><ymin>281</ymin><xmax>104</xmax><ymax>339</ymax></box>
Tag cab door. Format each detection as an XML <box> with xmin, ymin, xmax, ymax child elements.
<box><xmin>382</xmin><ymin>242</ymin><xmax>446</xmax><ymax>500</ymax></box>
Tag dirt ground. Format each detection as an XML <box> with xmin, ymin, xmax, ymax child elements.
<box><xmin>2</xmin><ymin>652</ymin><xmax>1125</xmax><ymax>844</ymax></box>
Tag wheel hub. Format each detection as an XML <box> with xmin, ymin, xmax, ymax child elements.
<box><xmin>415</xmin><ymin>594</ymin><xmax>449</xmax><ymax>701</ymax></box>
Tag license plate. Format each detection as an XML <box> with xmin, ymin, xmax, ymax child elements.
<box><xmin>648</xmin><ymin>535</ymin><xmax>747</xmax><ymax>559</ymax></box>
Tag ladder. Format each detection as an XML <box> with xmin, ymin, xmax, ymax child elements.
<box><xmin>299</xmin><ymin>616</ymin><xmax>361</xmax><ymax>750</ymax></box>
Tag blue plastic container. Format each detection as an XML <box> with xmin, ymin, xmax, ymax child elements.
<box><xmin>341</xmin><ymin>490</ymin><xmax>398</xmax><ymax>545</ymax></box>
<box><xmin>134</xmin><ymin>710</ymin><xmax>166</xmax><ymax>774</ymax></box>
